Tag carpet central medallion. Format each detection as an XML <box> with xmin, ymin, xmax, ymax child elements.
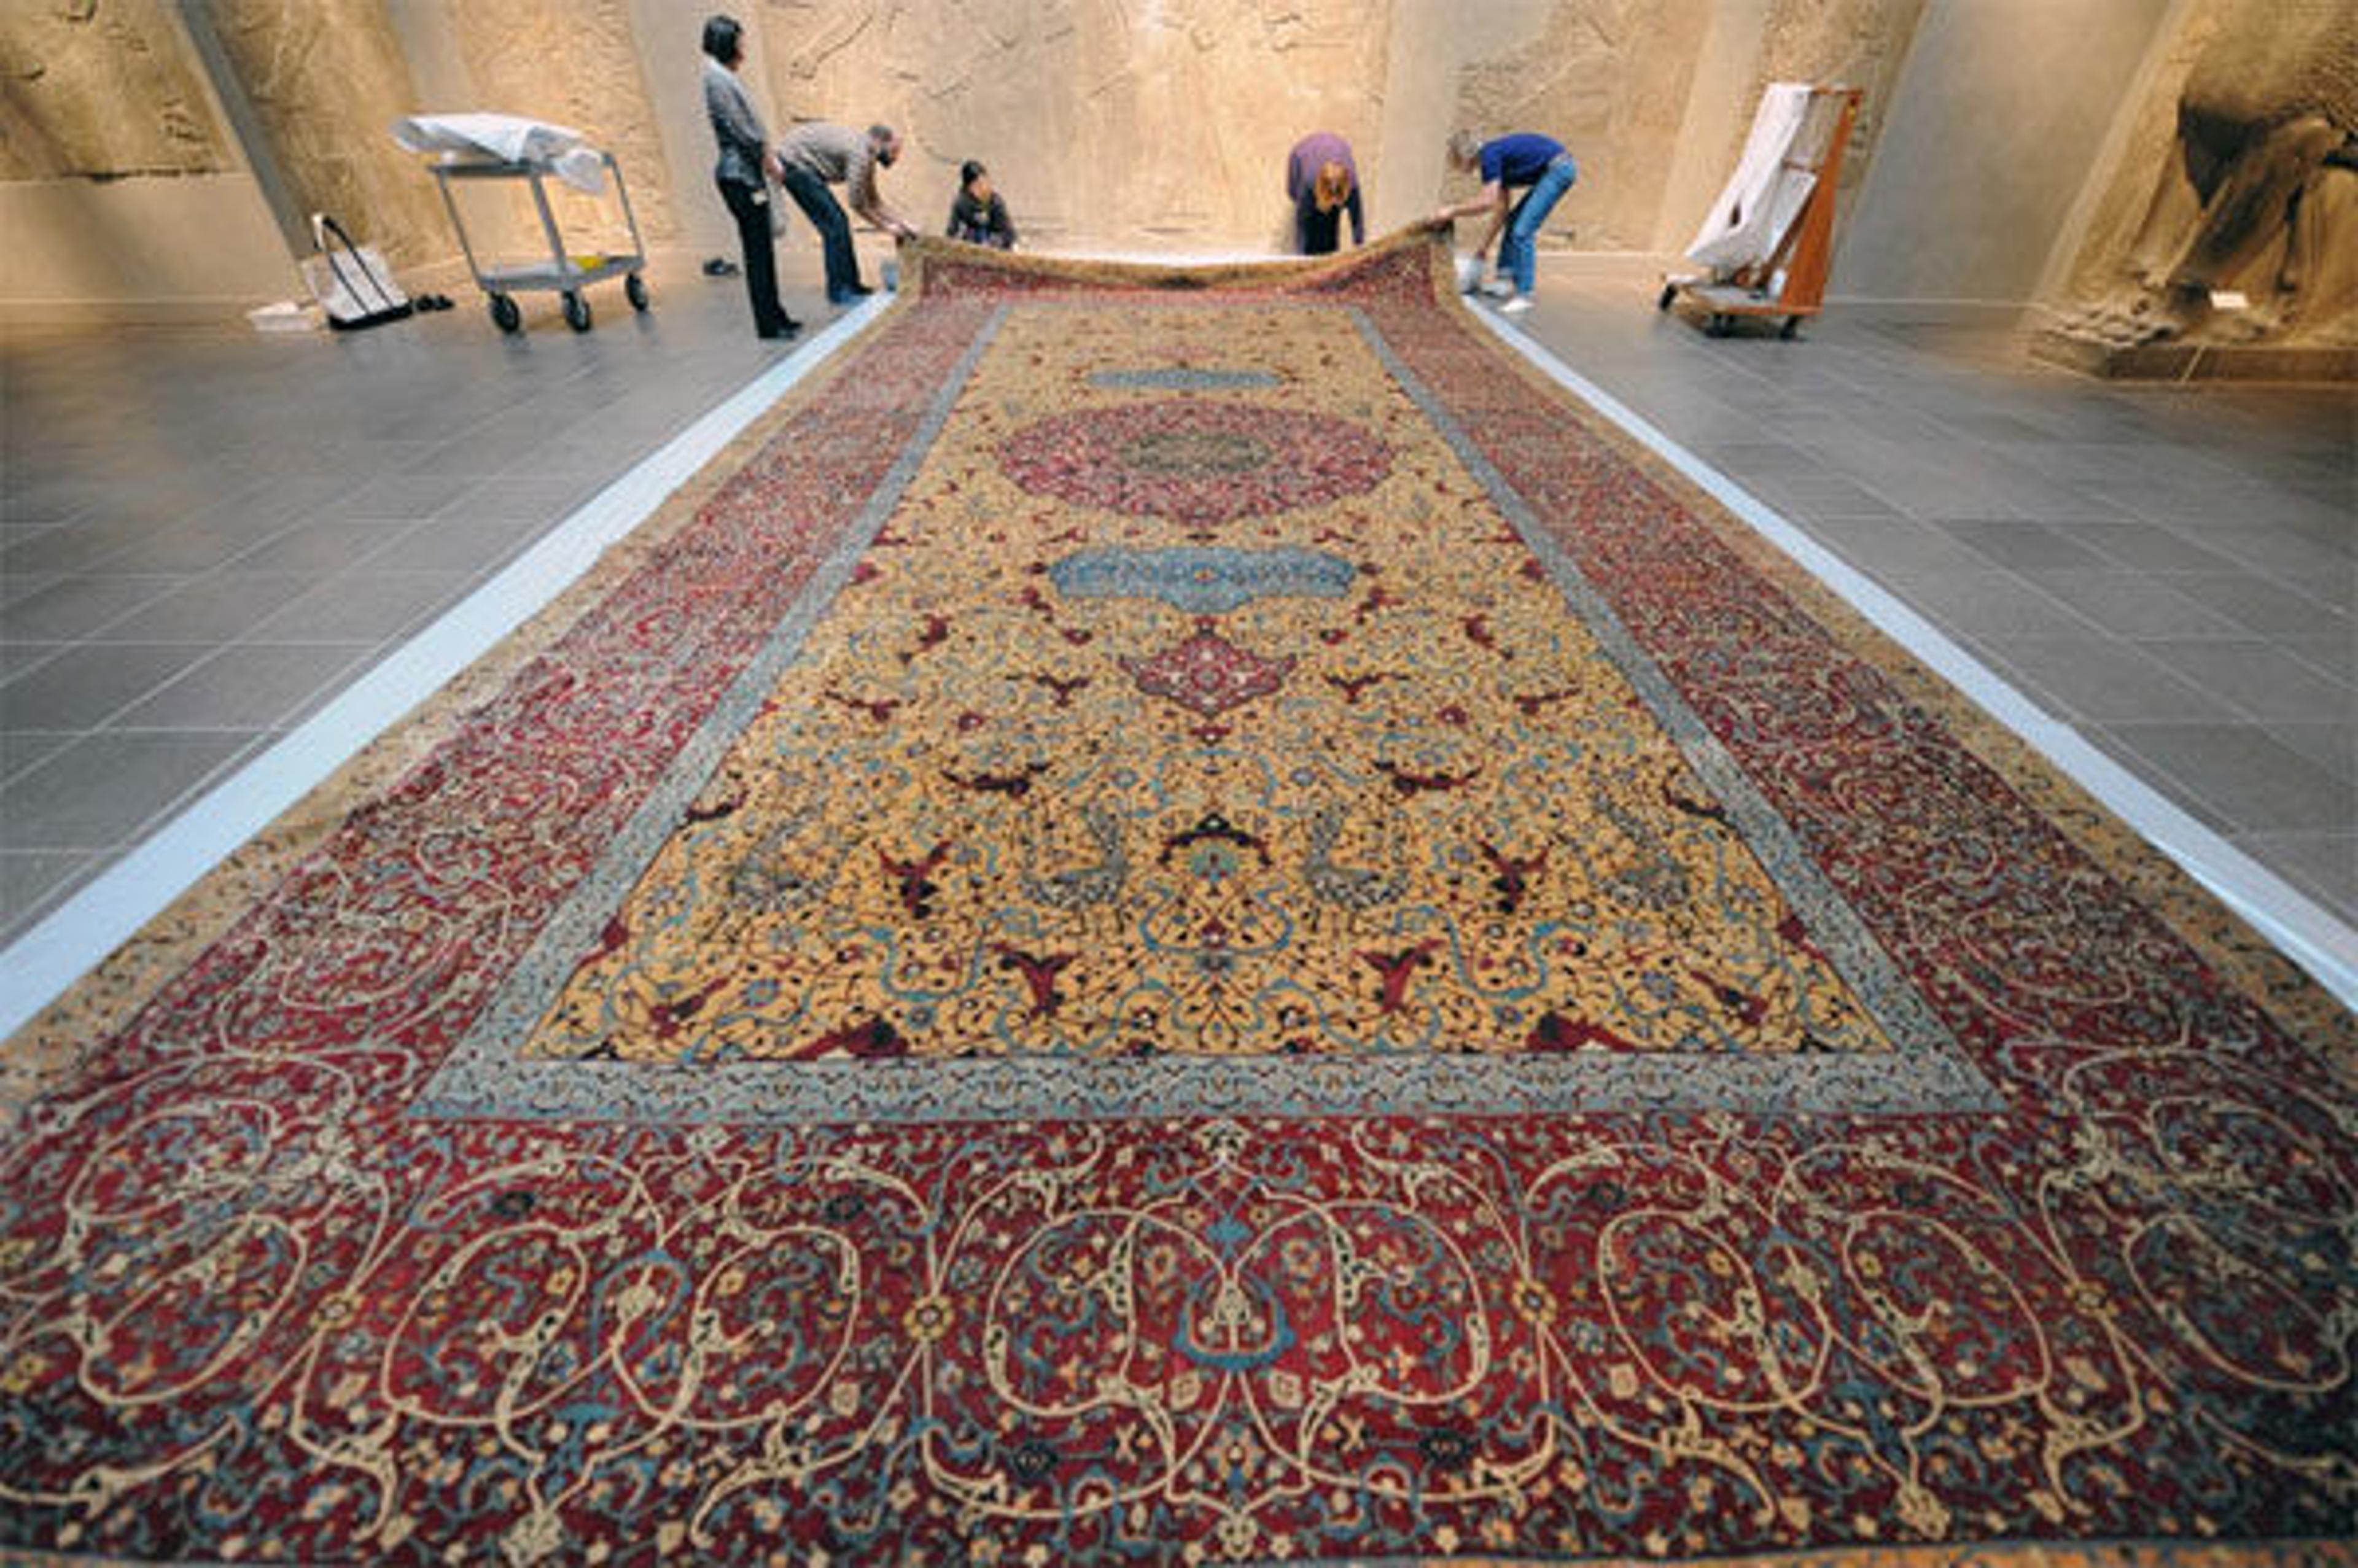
<box><xmin>429</xmin><ymin>301</ymin><xmax>1978</xmax><ymax>1121</ymax></box>
<box><xmin>998</xmin><ymin>398</ymin><xmax>1393</xmax><ymax>526</ymax></box>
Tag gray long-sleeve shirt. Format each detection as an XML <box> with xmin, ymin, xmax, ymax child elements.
<box><xmin>703</xmin><ymin>56</ymin><xmax>769</xmax><ymax>188</ymax></box>
<box><xmin>774</xmin><ymin>122</ymin><xmax>880</xmax><ymax>214</ymax></box>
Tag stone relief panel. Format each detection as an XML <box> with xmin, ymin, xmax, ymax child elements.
<box><xmin>2058</xmin><ymin>0</ymin><xmax>2357</xmax><ymax>350</ymax></box>
<box><xmin>1737</xmin><ymin>0</ymin><xmax>1923</xmax><ymax>212</ymax></box>
<box><xmin>753</xmin><ymin>0</ymin><xmax>1394</xmax><ymax>250</ymax></box>
<box><xmin>451</xmin><ymin>0</ymin><xmax>680</xmax><ymax>249</ymax></box>
<box><xmin>208</xmin><ymin>0</ymin><xmax>446</xmax><ymax>266</ymax></box>
<box><xmin>0</xmin><ymin>0</ymin><xmax>228</xmax><ymax>180</ymax></box>
<box><xmin>1445</xmin><ymin>0</ymin><xmax>1712</xmax><ymax>250</ymax></box>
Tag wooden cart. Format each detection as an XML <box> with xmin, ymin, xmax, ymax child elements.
<box><xmin>1659</xmin><ymin>87</ymin><xmax>1861</xmax><ymax>340</ymax></box>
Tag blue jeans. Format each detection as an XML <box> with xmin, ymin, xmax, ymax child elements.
<box><xmin>1497</xmin><ymin>155</ymin><xmax>1578</xmax><ymax>296</ymax></box>
<box><xmin>779</xmin><ymin>164</ymin><xmax>862</xmax><ymax>298</ymax></box>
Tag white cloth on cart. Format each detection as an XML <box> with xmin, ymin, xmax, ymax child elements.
<box><xmin>392</xmin><ymin>113</ymin><xmax>607</xmax><ymax>195</ymax></box>
<box><xmin>1684</xmin><ymin>83</ymin><xmax>1843</xmax><ymax>274</ymax></box>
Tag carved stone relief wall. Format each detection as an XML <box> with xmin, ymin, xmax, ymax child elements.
<box><xmin>0</xmin><ymin>0</ymin><xmax>228</xmax><ymax>180</ymax></box>
<box><xmin>752</xmin><ymin>0</ymin><xmax>1395</xmax><ymax>250</ymax></box>
<box><xmin>8</xmin><ymin>0</ymin><xmax>1922</xmax><ymax>274</ymax></box>
<box><xmin>208</xmin><ymin>0</ymin><xmax>446</xmax><ymax>266</ymax></box>
<box><xmin>11</xmin><ymin>0</ymin><xmax>2239</xmax><ymax>329</ymax></box>
<box><xmin>1740</xmin><ymin>0</ymin><xmax>1924</xmax><ymax>210</ymax></box>
<box><xmin>448</xmin><ymin>0</ymin><xmax>679</xmax><ymax>249</ymax></box>
<box><xmin>1444</xmin><ymin>1</ymin><xmax>1714</xmax><ymax>251</ymax></box>
<box><xmin>2056</xmin><ymin>0</ymin><xmax>2357</xmax><ymax>350</ymax></box>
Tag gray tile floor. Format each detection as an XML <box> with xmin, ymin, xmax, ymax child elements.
<box><xmin>1511</xmin><ymin>277</ymin><xmax>2355</xmax><ymax>926</ymax></box>
<box><xmin>2</xmin><ymin>252</ymin><xmax>2352</xmax><ymax>971</ymax></box>
<box><xmin>1</xmin><ymin>255</ymin><xmax>844</xmax><ymax>946</ymax></box>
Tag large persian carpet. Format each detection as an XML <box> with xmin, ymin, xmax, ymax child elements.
<box><xmin>1</xmin><ymin>233</ymin><xmax>2351</xmax><ymax>1566</ymax></box>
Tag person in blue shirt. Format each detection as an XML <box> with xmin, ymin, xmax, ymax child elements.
<box><xmin>1429</xmin><ymin>131</ymin><xmax>1578</xmax><ymax>314</ymax></box>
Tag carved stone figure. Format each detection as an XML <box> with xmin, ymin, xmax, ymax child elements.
<box><xmin>2069</xmin><ymin>1</ymin><xmax>2357</xmax><ymax>347</ymax></box>
<box><xmin>0</xmin><ymin>0</ymin><xmax>227</xmax><ymax>180</ymax></box>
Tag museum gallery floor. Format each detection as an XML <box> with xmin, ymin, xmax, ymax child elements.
<box><xmin>0</xmin><ymin>235</ymin><xmax>2348</xmax><ymax>1566</ymax></box>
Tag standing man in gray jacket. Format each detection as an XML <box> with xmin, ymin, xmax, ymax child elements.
<box><xmin>700</xmin><ymin>14</ymin><xmax>798</xmax><ymax>339</ymax></box>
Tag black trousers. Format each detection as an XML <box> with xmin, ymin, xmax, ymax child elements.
<box><xmin>717</xmin><ymin>177</ymin><xmax>792</xmax><ymax>335</ymax></box>
<box><xmin>779</xmin><ymin>165</ymin><xmax>862</xmax><ymax>298</ymax></box>
<box><xmin>1297</xmin><ymin>206</ymin><xmax>1342</xmax><ymax>255</ymax></box>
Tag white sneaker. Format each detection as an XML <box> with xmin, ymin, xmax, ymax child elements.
<box><xmin>1497</xmin><ymin>295</ymin><xmax>1533</xmax><ymax>316</ymax></box>
<box><xmin>1479</xmin><ymin>278</ymin><xmax>1515</xmax><ymax>300</ymax></box>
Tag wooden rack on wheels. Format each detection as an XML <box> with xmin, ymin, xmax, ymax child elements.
<box><xmin>1659</xmin><ymin>86</ymin><xmax>1861</xmax><ymax>340</ymax></box>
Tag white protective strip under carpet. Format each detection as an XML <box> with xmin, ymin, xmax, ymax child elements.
<box><xmin>1469</xmin><ymin>305</ymin><xmax>2358</xmax><ymax>1015</ymax></box>
<box><xmin>0</xmin><ymin>298</ymin><xmax>893</xmax><ymax>1041</ymax></box>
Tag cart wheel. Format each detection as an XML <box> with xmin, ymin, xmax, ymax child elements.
<box><xmin>625</xmin><ymin>273</ymin><xmax>649</xmax><ymax>312</ymax></box>
<box><xmin>1781</xmin><ymin>315</ymin><xmax>1802</xmax><ymax>340</ymax></box>
<box><xmin>1657</xmin><ymin>282</ymin><xmax>1678</xmax><ymax>311</ymax></box>
<box><xmin>489</xmin><ymin>292</ymin><xmax>521</xmax><ymax>334</ymax></box>
<box><xmin>562</xmin><ymin>292</ymin><xmax>592</xmax><ymax>332</ymax></box>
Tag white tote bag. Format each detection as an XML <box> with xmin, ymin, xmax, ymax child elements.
<box><xmin>302</xmin><ymin>213</ymin><xmax>414</xmax><ymax>331</ymax></box>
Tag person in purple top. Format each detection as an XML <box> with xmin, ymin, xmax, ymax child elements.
<box><xmin>1286</xmin><ymin>132</ymin><xmax>1364</xmax><ymax>255</ymax></box>
<box><xmin>1429</xmin><ymin>130</ymin><xmax>1578</xmax><ymax>314</ymax></box>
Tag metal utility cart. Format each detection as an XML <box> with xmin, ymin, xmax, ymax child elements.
<box><xmin>1659</xmin><ymin>87</ymin><xmax>1860</xmax><ymax>340</ymax></box>
<box><xmin>428</xmin><ymin>149</ymin><xmax>650</xmax><ymax>333</ymax></box>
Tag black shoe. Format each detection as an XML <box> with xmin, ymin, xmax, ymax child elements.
<box><xmin>703</xmin><ymin>257</ymin><xmax>740</xmax><ymax>277</ymax></box>
<box><xmin>827</xmin><ymin>282</ymin><xmax>874</xmax><ymax>305</ymax></box>
<box><xmin>758</xmin><ymin>319</ymin><xmax>802</xmax><ymax>340</ymax></box>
